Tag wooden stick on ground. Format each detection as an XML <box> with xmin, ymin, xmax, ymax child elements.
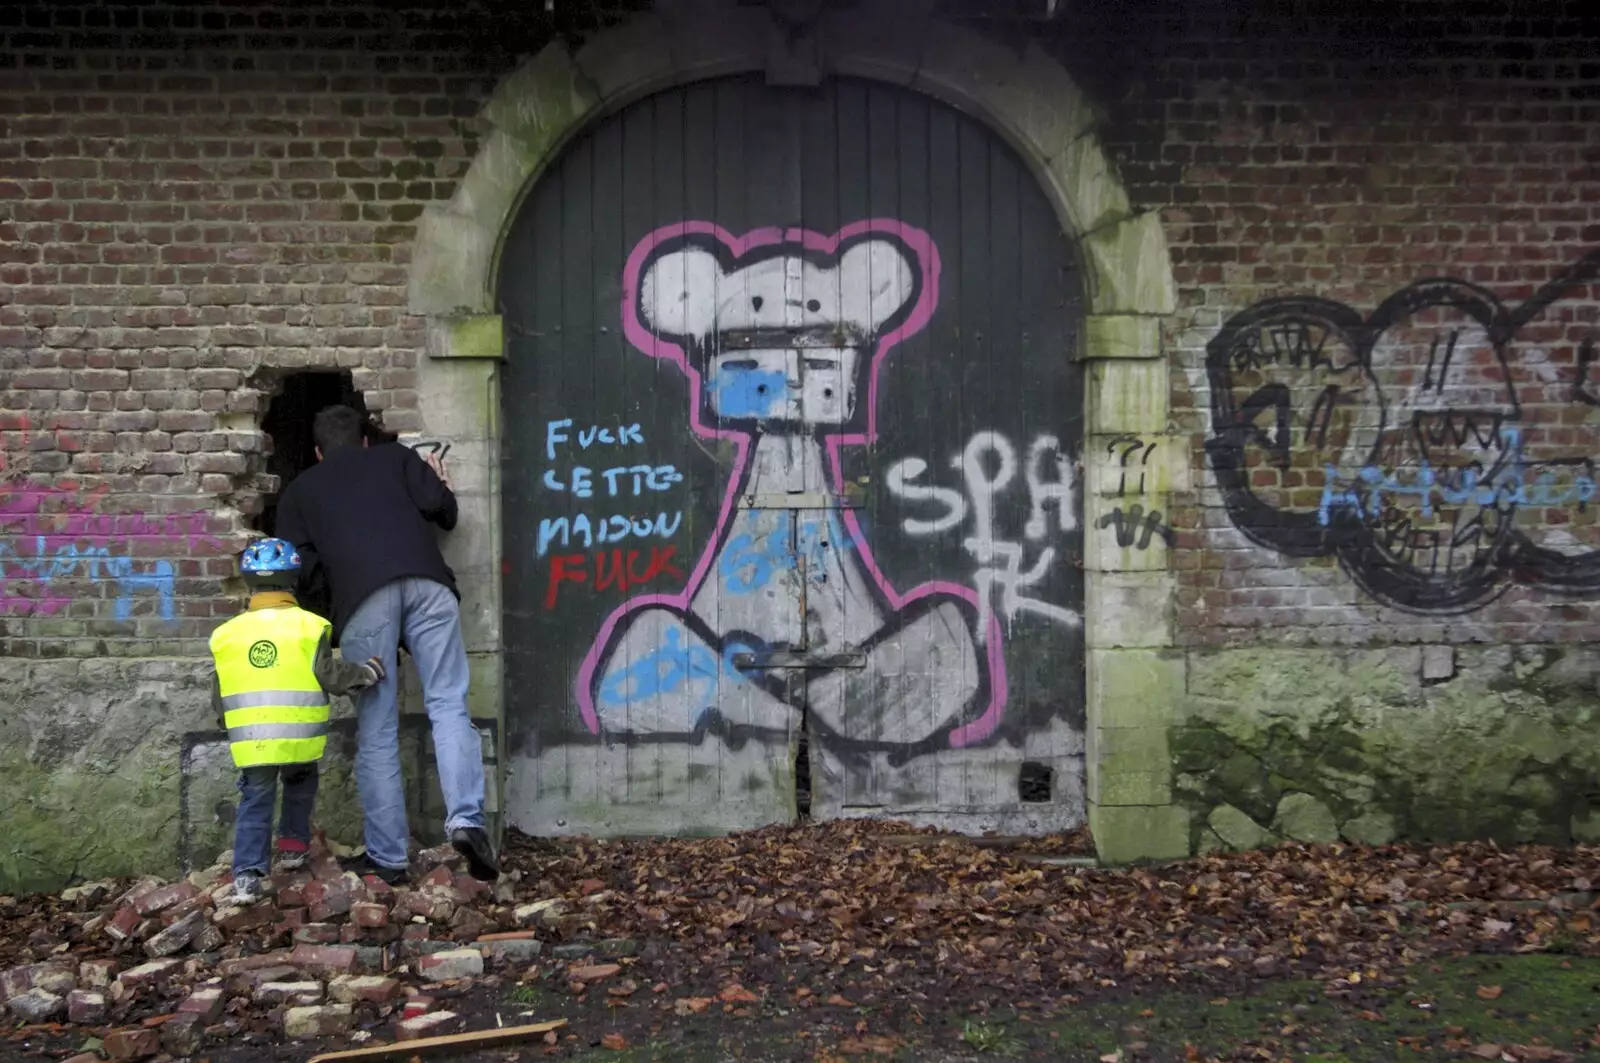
<box><xmin>305</xmin><ymin>1019</ymin><xmax>568</xmax><ymax>1063</ymax></box>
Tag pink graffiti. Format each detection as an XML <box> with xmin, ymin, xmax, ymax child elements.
<box><xmin>573</xmin><ymin>220</ymin><xmax>1010</xmax><ymax>749</ymax></box>
<box><xmin>0</xmin><ymin>481</ymin><xmax>226</xmax><ymax>618</ymax></box>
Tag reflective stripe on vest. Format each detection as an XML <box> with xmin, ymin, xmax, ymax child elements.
<box><xmin>220</xmin><ymin>690</ymin><xmax>328</xmax><ymax>710</ymax></box>
<box><xmin>210</xmin><ymin>605</ymin><xmax>332</xmax><ymax>769</ymax></box>
<box><xmin>228</xmin><ymin>721</ymin><xmax>330</xmax><ymax>743</ymax></box>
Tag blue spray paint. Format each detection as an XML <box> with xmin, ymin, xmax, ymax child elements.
<box><xmin>0</xmin><ymin>537</ymin><xmax>176</xmax><ymax>620</ymax></box>
<box><xmin>596</xmin><ymin>628</ymin><xmax>764</xmax><ymax>711</ymax></box>
<box><xmin>718</xmin><ymin>512</ymin><xmax>855</xmax><ymax>595</ymax></box>
<box><xmin>1318</xmin><ymin>430</ymin><xmax>1598</xmax><ymax>526</ymax></box>
<box><xmin>536</xmin><ymin>511</ymin><xmax>684</xmax><ymax>558</ymax></box>
<box><xmin>709</xmin><ymin>366</ymin><xmax>787</xmax><ymax>419</ymax></box>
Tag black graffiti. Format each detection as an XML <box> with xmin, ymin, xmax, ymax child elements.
<box><xmin>1096</xmin><ymin>504</ymin><xmax>1174</xmax><ymax>550</ymax></box>
<box><xmin>1106</xmin><ymin>434</ymin><xmax>1157</xmax><ymax>496</ymax></box>
<box><xmin>1205</xmin><ymin>247</ymin><xmax>1600</xmax><ymax>614</ymax></box>
<box><xmin>408</xmin><ymin>439</ymin><xmax>452</xmax><ymax>460</ymax></box>
<box><xmin>1573</xmin><ymin>337</ymin><xmax>1600</xmax><ymax>408</ymax></box>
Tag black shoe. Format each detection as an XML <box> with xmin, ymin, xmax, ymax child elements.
<box><xmin>338</xmin><ymin>853</ymin><xmax>409</xmax><ymax>886</ymax></box>
<box><xmin>450</xmin><ymin>827</ymin><xmax>500</xmax><ymax>882</ymax></box>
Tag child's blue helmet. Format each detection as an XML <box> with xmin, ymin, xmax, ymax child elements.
<box><xmin>240</xmin><ymin>538</ymin><xmax>301</xmax><ymax>574</ymax></box>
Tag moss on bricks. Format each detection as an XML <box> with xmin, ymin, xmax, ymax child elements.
<box><xmin>0</xmin><ymin>747</ymin><xmax>186</xmax><ymax>892</ymax></box>
<box><xmin>1173</xmin><ymin>648</ymin><xmax>1600</xmax><ymax>853</ymax></box>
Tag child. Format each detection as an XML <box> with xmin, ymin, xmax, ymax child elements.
<box><xmin>210</xmin><ymin>537</ymin><xmax>385</xmax><ymax>903</ymax></box>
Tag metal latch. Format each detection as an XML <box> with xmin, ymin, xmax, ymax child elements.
<box><xmin>733</xmin><ymin>649</ymin><xmax>866</xmax><ymax>670</ymax></box>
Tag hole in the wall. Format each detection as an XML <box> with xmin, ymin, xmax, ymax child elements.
<box><xmin>254</xmin><ymin>371</ymin><xmax>390</xmax><ymax>537</ymax></box>
<box><xmin>1018</xmin><ymin>761</ymin><xmax>1052</xmax><ymax>803</ymax></box>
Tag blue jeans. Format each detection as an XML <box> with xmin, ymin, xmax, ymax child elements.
<box><xmin>339</xmin><ymin>577</ymin><xmax>486</xmax><ymax>870</ymax></box>
<box><xmin>234</xmin><ymin>764</ymin><xmax>318</xmax><ymax>877</ymax></box>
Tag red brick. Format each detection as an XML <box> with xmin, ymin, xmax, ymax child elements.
<box><xmin>351</xmin><ymin>902</ymin><xmax>390</xmax><ymax>929</ymax></box>
<box><xmin>177</xmin><ymin>987</ymin><xmax>224</xmax><ymax>1022</ymax></box>
<box><xmin>115</xmin><ymin>959</ymin><xmax>181</xmax><ymax>991</ymax></box>
<box><xmin>293</xmin><ymin>923</ymin><xmax>341</xmax><ymax>945</ymax></box>
<box><xmin>67</xmin><ymin>989</ymin><xmax>108</xmax><ymax>1024</ymax></box>
<box><xmin>103</xmin><ymin>905</ymin><xmax>141</xmax><ymax>942</ymax></box>
<box><xmin>216</xmin><ymin>903</ymin><xmax>275</xmax><ymax>934</ymax></box>
<box><xmin>288</xmin><ymin>944</ymin><xmax>358</xmax><ymax>975</ymax></box>
<box><xmin>215</xmin><ymin>951</ymin><xmax>295</xmax><ymax>978</ymax></box>
<box><xmin>328</xmin><ymin>975</ymin><xmax>401</xmax><ymax>1004</ymax></box>
<box><xmin>396</xmin><ymin>1010</ymin><xmax>459</xmax><ymax>1040</ymax></box>
<box><xmin>453</xmin><ymin>874</ymin><xmax>492</xmax><ymax>902</ymax></box>
<box><xmin>134</xmin><ymin>881</ymin><xmax>198</xmax><ymax>917</ymax></box>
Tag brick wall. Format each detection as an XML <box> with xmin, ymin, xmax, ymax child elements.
<box><xmin>4</xmin><ymin>3</ymin><xmax>1599</xmax><ymax>656</ymax></box>
<box><xmin>0</xmin><ymin>1</ymin><xmax>641</xmax><ymax>657</ymax></box>
<box><xmin>3</xmin><ymin>0</ymin><xmax>1599</xmax><ymax>877</ymax></box>
<box><xmin>1048</xmin><ymin>0</ymin><xmax>1600</xmax><ymax>647</ymax></box>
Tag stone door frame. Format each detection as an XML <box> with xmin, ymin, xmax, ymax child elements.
<box><xmin>405</xmin><ymin>0</ymin><xmax>1188</xmax><ymax>862</ymax></box>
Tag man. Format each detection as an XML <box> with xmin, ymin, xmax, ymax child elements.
<box><xmin>275</xmin><ymin>404</ymin><xmax>498</xmax><ymax>883</ymax></box>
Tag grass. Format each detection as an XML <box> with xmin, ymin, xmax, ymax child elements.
<box><xmin>504</xmin><ymin>981</ymin><xmax>546</xmax><ymax>1006</ymax></box>
<box><xmin>961</xmin><ymin>1019</ymin><xmax>1026</xmax><ymax>1055</ymax></box>
<box><xmin>1045</xmin><ymin>953</ymin><xmax>1600</xmax><ymax>1061</ymax></box>
<box><xmin>521</xmin><ymin>953</ymin><xmax>1600</xmax><ymax>1061</ymax></box>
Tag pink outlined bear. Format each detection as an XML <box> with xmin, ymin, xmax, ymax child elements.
<box><xmin>573</xmin><ymin>221</ymin><xmax>1009</xmax><ymax>756</ymax></box>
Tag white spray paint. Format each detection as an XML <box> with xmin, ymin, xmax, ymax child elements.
<box><xmin>886</xmin><ymin>430</ymin><xmax>1082</xmax><ymax>643</ymax></box>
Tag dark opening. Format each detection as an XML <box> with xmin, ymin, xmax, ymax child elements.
<box><xmin>255</xmin><ymin>371</ymin><xmax>390</xmax><ymax>536</ymax></box>
<box><xmin>795</xmin><ymin>715</ymin><xmax>813</xmax><ymax>821</ymax></box>
<box><xmin>1018</xmin><ymin>761</ymin><xmax>1053</xmax><ymax>803</ymax></box>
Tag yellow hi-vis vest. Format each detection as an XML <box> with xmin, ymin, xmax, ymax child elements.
<box><xmin>210</xmin><ymin>605</ymin><xmax>331</xmax><ymax>769</ymax></box>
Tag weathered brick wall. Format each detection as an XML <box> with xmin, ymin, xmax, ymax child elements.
<box><xmin>1</xmin><ymin>0</ymin><xmax>493</xmax><ymax>655</ymax></box>
<box><xmin>0</xmin><ymin>0</ymin><xmax>663</xmax><ymax>656</ymax></box>
<box><xmin>0</xmin><ymin>0</ymin><xmax>649</xmax><ymax>889</ymax></box>
<box><xmin>15</xmin><ymin>2</ymin><xmax>1597</xmax><ymax>655</ymax></box>
<box><xmin>1050</xmin><ymin>0</ymin><xmax>1600</xmax><ymax>648</ymax></box>
<box><xmin>1037</xmin><ymin>0</ymin><xmax>1600</xmax><ymax>855</ymax></box>
<box><xmin>4</xmin><ymin>0</ymin><xmax>1599</xmax><ymax>881</ymax></box>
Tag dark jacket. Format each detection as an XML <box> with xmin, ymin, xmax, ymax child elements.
<box><xmin>274</xmin><ymin>442</ymin><xmax>459</xmax><ymax>641</ymax></box>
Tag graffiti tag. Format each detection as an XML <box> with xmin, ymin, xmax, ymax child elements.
<box><xmin>886</xmin><ymin>430</ymin><xmax>1082</xmax><ymax>642</ymax></box>
<box><xmin>1205</xmin><ymin>247</ymin><xmax>1600</xmax><ymax>613</ymax></box>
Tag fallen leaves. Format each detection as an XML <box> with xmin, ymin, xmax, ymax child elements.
<box><xmin>567</xmin><ymin>963</ymin><xmax>621</xmax><ymax>982</ymax></box>
<box><xmin>1477</xmin><ymin>983</ymin><xmax>1505</xmax><ymax>1000</ymax></box>
<box><xmin>499</xmin><ymin>823</ymin><xmax>1599</xmax><ymax>1018</ymax></box>
<box><xmin>837</xmin><ymin>1034</ymin><xmax>900</xmax><ymax>1055</ymax></box>
<box><xmin>673</xmin><ymin>997</ymin><xmax>713</xmax><ymax>1016</ymax></box>
<box><xmin>718</xmin><ymin>984</ymin><xmax>761</xmax><ymax>1004</ymax></box>
<box><xmin>600</xmin><ymin>1032</ymin><xmax>628</xmax><ymax>1050</ymax></box>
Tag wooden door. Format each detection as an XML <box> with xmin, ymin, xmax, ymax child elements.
<box><xmin>498</xmin><ymin>75</ymin><xmax>1086</xmax><ymax>836</ymax></box>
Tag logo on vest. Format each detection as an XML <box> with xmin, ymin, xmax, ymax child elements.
<box><xmin>248</xmin><ymin>640</ymin><xmax>278</xmax><ymax>669</ymax></box>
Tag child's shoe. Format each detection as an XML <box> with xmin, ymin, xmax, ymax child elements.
<box><xmin>227</xmin><ymin>871</ymin><xmax>263</xmax><ymax>906</ymax></box>
<box><xmin>275</xmin><ymin>838</ymin><xmax>309</xmax><ymax>872</ymax></box>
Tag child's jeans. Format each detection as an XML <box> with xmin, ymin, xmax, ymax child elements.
<box><xmin>233</xmin><ymin>763</ymin><xmax>318</xmax><ymax>878</ymax></box>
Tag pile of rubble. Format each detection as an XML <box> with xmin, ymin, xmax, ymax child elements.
<box><xmin>0</xmin><ymin>841</ymin><xmax>604</xmax><ymax>1060</ymax></box>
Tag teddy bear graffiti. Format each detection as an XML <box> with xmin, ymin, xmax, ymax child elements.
<box><xmin>573</xmin><ymin>221</ymin><xmax>1012</xmax><ymax>752</ymax></box>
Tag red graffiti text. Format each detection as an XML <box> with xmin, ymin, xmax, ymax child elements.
<box><xmin>544</xmin><ymin>546</ymin><xmax>685</xmax><ymax>610</ymax></box>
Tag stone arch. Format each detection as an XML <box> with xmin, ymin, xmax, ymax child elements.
<box><xmin>409</xmin><ymin>1</ymin><xmax>1174</xmax><ymax>322</ymax></box>
<box><xmin>407</xmin><ymin>0</ymin><xmax>1189</xmax><ymax>864</ymax></box>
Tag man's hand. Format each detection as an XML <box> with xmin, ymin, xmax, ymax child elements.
<box><xmin>357</xmin><ymin>656</ymin><xmax>387</xmax><ymax>688</ymax></box>
<box><xmin>424</xmin><ymin>450</ymin><xmax>453</xmax><ymax>490</ymax></box>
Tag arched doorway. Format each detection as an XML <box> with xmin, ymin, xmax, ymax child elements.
<box><xmin>497</xmin><ymin>74</ymin><xmax>1087</xmax><ymax>834</ymax></box>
